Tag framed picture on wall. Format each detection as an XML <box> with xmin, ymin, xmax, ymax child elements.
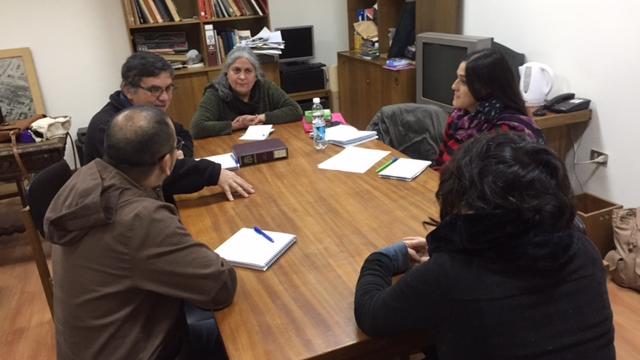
<box><xmin>0</xmin><ymin>47</ymin><xmax>45</xmax><ymax>122</ymax></box>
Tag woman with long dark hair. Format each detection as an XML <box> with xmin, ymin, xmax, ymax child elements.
<box><xmin>355</xmin><ymin>133</ymin><xmax>614</xmax><ymax>359</ymax></box>
<box><xmin>433</xmin><ymin>48</ymin><xmax>544</xmax><ymax>169</ymax></box>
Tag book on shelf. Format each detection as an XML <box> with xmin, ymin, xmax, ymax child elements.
<box><xmin>160</xmin><ymin>53</ymin><xmax>189</xmax><ymax>62</ymax></box>
<box><xmin>143</xmin><ymin>0</ymin><xmax>163</xmax><ymax>23</ymax></box>
<box><xmin>215</xmin><ymin>227</ymin><xmax>296</xmax><ymax>271</ymax></box>
<box><xmin>256</xmin><ymin>0</ymin><xmax>268</xmax><ymax>14</ymax></box>
<box><xmin>134</xmin><ymin>32</ymin><xmax>188</xmax><ymax>52</ymax></box>
<box><xmin>204</xmin><ymin>24</ymin><xmax>220</xmax><ymax>66</ymax></box>
<box><xmin>249</xmin><ymin>0</ymin><xmax>263</xmax><ymax>16</ymax></box>
<box><xmin>206</xmin><ymin>0</ymin><xmax>215</xmax><ymax>19</ymax></box>
<box><xmin>198</xmin><ymin>0</ymin><xmax>208</xmax><ymax>20</ymax></box>
<box><xmin>164</xmin><ymin>0</ymin><xmax>182</xmax><ymax>21</ymax></box>
<box><xmin>153</xmin><ymin>0</ymin><xmax>173</xmax><ymax>22</ymax></box>
<box><xmin>136</xmin><ymin>0</ymin><xmax>153</xmax><ymax>24</ymax></box>
<box><xmin>122</xmin><ymin>0</ymin><xmax>137</xmax><ymax>25</ymax></box>
<box><xmin>228</xmin><ymin>0</ymin><xmax>242</xmax><ymax>16</ymax></box>
<box><xmin>220</xmin><ymin>0</ymin><xmax>235</xmax><ymax>17</ymax></box>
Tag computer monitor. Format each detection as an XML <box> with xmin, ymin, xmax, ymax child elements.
<box><xmin>416</xmin><ymin>32</ymin><xmax>493</xmax><ymax>112</ymax></box>
<box><xmin>275</xmin><ymin>25</ymin><xmax>314</xmax><ymax>63</ymax></box>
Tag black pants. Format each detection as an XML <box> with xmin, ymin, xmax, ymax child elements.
<box><xmin>182</xmin><ymin>302</ymin><xmax>228</xmax><ymax>359</ymax></box>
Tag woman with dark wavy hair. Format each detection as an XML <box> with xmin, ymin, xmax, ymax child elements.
<box><xmin>355</xmin><ymin>133</ymin><xmax>614</xmax><ymax>360</ymax></box>
<box><xmin>433</xmin><ymin>48</ymin><xmax>544</xmax><ymax>169</ymax></box>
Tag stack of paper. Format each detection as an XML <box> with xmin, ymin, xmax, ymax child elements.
<box><xmin>325</xmin><ymin>125</ymin><xmax>378</xmax><ymax>146</ymax></box>
<box><xmin>378</xmin><ymin>158</ymin><xmax>431</xmax><ymax>181</ymax></box>
<box><xmin>318</xmin><ymin>146</ymin><xmax>389</xmax><ymax>173</ymax></box>
<box><xmin>240</xmin><ymin>124</ymin><xmax>274</xmax><ymax>141</ymax></box>
<box><xmin>241</xmin><ymin>27</ymin><xmax>284</xmax><ymax>55</ymax></box>
<box><xmin>201</xmin><ymin>153</ymin><xmax>239</xmax><ymax>170</ymax></box>
<box><xmin>215</xmin><ymin>228</ymin><xmax>296</xmax><ymax>271</ymax></box>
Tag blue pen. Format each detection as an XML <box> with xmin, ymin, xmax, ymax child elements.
<box><xmin>253</xmin><ymin>226</ymin><xmax>274</xmax><ymax>243</ymax></box>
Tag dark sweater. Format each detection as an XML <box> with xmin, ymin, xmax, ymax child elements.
<box><xmin>85</xmin><ymin>91</ymin><xmax>221</xmax><ymax>202</ymax></box>
<box><xmin>355</xmin><ymin>212</ymin><xmax>615</xmax><ymax>360</ymax></box>
<box><xmin>190</xmin><ymin>79</ymin><xmax>303</xmax><ymax>139</ymax></box>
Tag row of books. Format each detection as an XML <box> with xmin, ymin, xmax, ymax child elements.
<box><xmin>204</xmin><ymin>25</ymin><xmax>253</xmax><ymax>66</ymax></box>
<box><xmin>124</xmin><ymin>0</ymin><xmax>182</xmax><ymax>25</ymax></box>
<box><xmin>198</xmin><ymin>0</ymin><xmax>268</xmax><ymax>19</ymax></box>
<box><xmin>134</xmin><ymin>32</ymin><xmax>188</xmax><ymax>53</ymax></box>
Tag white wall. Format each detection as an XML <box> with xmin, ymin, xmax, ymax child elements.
<box><xmin>463</xmin><ymin>0</ymin><xmax>640</xmax><ymax>206</ymax></box>
<box><xmin>269</xmin><ymin>0</ymin><xmax>349</xmax><ymax>67</ymax></box>
<box><xmin>0</xmin><ymin>0</ymin><xmax>130</xmax><ymax>161</ymax></box>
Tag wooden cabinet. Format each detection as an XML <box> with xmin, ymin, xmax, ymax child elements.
<box><xmin>339</xmin><ymin>0</ymin><xmax>461</xmax><ymax>129</ymax></box>
<box><xmin>338</xmin><ymin>51</ymin><xmax>415</xmax><ymax>129</ymax></box>
<box><xmin>120</xmin><ymin>0</ymin><xmax>275</xmax><ymax>128</ymax></box>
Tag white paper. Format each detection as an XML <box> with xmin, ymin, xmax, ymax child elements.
<box><xmin>201</xmin><ymin>153</ymin><xmax>239</xmax><ymax>170</ymax></box>
<box><xmin>215</xmin><ymin>228</ymin><xmax>296</xmax><ymax>271</ymax></box>
<box><xmin>379</xmin><ymin>158</ymin><xmax>431</xmax><ymax>181</ymax></box>
<box><xmin>325</xmin><ymin>125</ymin><xmax>378</xmax><ymax>146</ymax></box>
<box><xmin>318</xmin><ymin>147</ymin><xmax>390</xmax><ymax>174</ymax></box>
<box><xmin>239</xmin><ymin>125</ymin><xmax>273</xmax><ymax>141</ymax></box>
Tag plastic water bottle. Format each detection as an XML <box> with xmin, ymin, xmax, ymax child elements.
<box><xmin>311</xmin><ymin>97</ymin><xmax>327</xmax><ymax>149</ymax></box>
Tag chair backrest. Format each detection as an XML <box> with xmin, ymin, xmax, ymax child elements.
<box><xmin>27</xmin><ymin>160</ymin><xmax>73</xmax><ymax>235</ymax></box>
<box><xmin>22</xmin><ymin>160</ymin><xmax>72</xmax><ymax>319</ymax></box>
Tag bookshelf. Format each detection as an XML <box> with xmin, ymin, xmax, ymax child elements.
<box><xmin>338</xmin><ymin>0</ymin><xmax>461</xmax><ymax>129</ymax></box>
<box><xmin>120</xmin><ymin>0</ymin><xmax>277</xmax><ymax>128</ymax></box>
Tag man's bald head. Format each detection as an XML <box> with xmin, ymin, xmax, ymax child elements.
<box><xmin>105</xmin><ymin>105</ymin><xmax>176</xmax><ymax>169</ymax></box>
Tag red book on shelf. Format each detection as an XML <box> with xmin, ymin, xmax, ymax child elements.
<box><xmin>198</xmin><ymin>0</ymin><xmax>208</xmax><ymax>19</ymax></box>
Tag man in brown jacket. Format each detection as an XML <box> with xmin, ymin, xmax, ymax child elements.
<box><xmin>45</xmin><ymin>105</ymin><xmax>237</xmax><ymax>359</ymax></box>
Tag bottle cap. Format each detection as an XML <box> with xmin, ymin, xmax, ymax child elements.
<box><xmin>312</xmin><ymin>97</ymin><xmax>320</xmax><ymax>103</ymax></box>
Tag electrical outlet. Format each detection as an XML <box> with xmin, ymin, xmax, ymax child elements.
<box><xmin>590</xmin><ymin>149</ymin><xmax>609</xmax><ymax>166</ymax></box>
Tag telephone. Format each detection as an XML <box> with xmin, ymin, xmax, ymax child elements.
<box><xmin>545</xmin><ymin>92</ymin><xmax>591</xmax><ymax>113</ymax></box>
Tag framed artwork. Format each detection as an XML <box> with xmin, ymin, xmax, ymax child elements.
<box><xmin>0</xmin><ymin>47</ymin><xmax>45</xmax><ymax>122</ymax></box>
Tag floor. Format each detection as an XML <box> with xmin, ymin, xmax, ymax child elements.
<box><xmin>1</xmin><ymin>196</ymin><xmax>639</xmax><ymax>359</ymax></box>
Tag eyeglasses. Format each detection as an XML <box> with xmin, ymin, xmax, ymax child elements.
<box><xmin>157</xmin><ymin>137</ymin><xmax>185</xmax><ymax>162</ymax></box>
<box><xmin>138</xmin><ymin>84</ymin><xmax>176</xmax><ymax>97</ymax></box>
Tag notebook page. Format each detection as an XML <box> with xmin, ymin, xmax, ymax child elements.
<box><xmin>318</xmin><ymin>147</ymin><xmax>390</xmax><ymax>174</ymax></box>
<box><xmin>215</xmin><ymin>228</ymin><xmax>296</xmax><ymax>271</ymax></box>
<box><xmin>239</xmin><ymin>125</ymin><xmax>274</xmax><ymax>141</ymax></box>
<box><xmin>379</xmin><ymin>158</ymin><xmax>431</xmax><ymax>180</ymax></box>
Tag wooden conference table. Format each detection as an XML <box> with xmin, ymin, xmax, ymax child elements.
<box><xmin>177</xmin><ymin>122</ymin><xmax>440</xmax><ymax>359</ymax></box>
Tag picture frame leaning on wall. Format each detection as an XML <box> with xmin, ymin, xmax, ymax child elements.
<box><xmin>0</xmin><ymin>47</ymin><xmax>45</xmax><ymax>122</ymax></box>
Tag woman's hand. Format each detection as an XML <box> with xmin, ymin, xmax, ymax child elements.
<box><xmin>251</xmin><ymin>114</ymin><xmax>266</xmax><ymax>125</ymax></box>
<box><xmin>231</xmin><ymin>115</ymin><xmax>255</xmax><ymax>130</ymax></box>
<box><xmin>402</xmin><ymin>236</ymin><xmax>429</xmax><ymax>265</ymax></box>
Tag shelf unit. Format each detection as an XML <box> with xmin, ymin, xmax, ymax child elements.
<box><xmin>339</xmin><ymin>0</ymin><xmax>461</xmax><ymax>129</ymax></box>
<box><xmin>120</xmin><ymin>0</ymin><xmax>278</xmax><ymax>128</ymax></box>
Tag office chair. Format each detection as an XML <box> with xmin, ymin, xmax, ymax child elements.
<box><xmin>367</xmin><ymin>103</ymin><xmax>448</xmax><ymax>161</ymax></box>
<box><xmin>20</xmin><ymin>160</ymin><xmax>72</xmax><ymax>318</ymax></box>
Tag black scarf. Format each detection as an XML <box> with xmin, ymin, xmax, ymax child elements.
<box><xmin>225</xmin><ymin>80</ymin><xmax>264</xmax><ymax>116</ymax></box>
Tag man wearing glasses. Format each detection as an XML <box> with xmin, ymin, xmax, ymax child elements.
<box><xmin>85</xmin><ymin>52</ymin><xmax>254</xmax><ymax>202</ymax></box>
<box><xmin>48</xmin><ymin>106</ymin><xmax>237</xmax><ymax>359</ymax></box>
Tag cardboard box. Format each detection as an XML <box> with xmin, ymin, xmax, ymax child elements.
<box><xmin>575</xmin><ymin>193</ymin><xmax>622</xmax><ymax>257</ymax></box>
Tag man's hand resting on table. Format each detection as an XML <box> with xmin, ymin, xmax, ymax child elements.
<box><xmin>217</xmin><ymin>169</ymin><xmax>255</xmax><ymax>201</ymax></box>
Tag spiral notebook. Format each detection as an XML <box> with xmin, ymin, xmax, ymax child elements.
<box><xmin>214</xmin><ymin>228</ymin><xmax>296</xmax><ymax>271</ymax></box>
<box><xmin>378</xmin><ymin>158</ymin><xmax>431</xmax><ymax>181</ymax></box>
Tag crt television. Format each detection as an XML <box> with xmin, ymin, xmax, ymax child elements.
<box><xmin>275</xmin><ymin>25</ymin><xmax>314</xmax><ymax>63</ymax></box>
<box><xmin>416</xmin><ymin>32</ymin><xmax>493</xmax><ymax>112</ymax></box>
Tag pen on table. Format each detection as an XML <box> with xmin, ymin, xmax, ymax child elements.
<box><xmin>376</xmin><ymin>157</ymin><xmax>398</xmax><ymax>173</ymax></box>
<box><xmin>253</xmin><ymin>226</ymin><xmax>274</xmax><ymax>243</ymax></box>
